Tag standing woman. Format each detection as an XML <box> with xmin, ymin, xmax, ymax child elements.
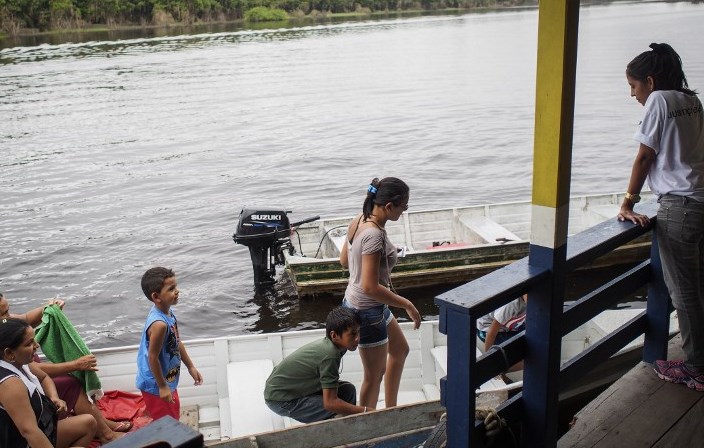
<box><xmin>340</xmin><ymin>177</ymin><xmax>422</xmax><ymax>409</ymax></box>
<box><xmin>617</xmin><ymin>43</ymin><xmax>704</xmax><ymax>390</ymax></box>
<box><xmin>0</xmin><ymin>318</ymin><xmax>97</xmax><ymax>447</ymax></box>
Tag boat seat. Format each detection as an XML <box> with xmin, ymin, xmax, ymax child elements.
<box><xmin>430</xmin><ymin>345</ymin><xmax>508</xmax><ymax>392</ymax></box>
<box><xmin>283</xmin><ymin>416</ymin><xmax>304</xmax><ymax>429</ymax></box>
<box><xmin>422</xmin><ymin>383</ymin><xmax>441</xmax><ymax>401</ymax></box>
<box><xmin>459</xmin><ymin>216</ymin><xmax>521</xmax><ymax>244</ymax></box>
<box><xmin>375</xmin><ymin>390</ymin><xmax>428</xmax><ymax>408</ymax></box>
<box><xmin>227</xmin><ymin>359</ymin><xmax>284</xmax><ymax>437</ymax></box>
<box><xmin>199</xmin><ymin>404</ymin><xmax>221</xmax><ymax>442</ymax></box>
<box><xmin>324</xmin><ymin>225</ymin><xmax>347</xmax><ymax>256</ymax></box>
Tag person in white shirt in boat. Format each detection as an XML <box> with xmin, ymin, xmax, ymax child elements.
<box><xmin>476</xmin><ymin>294</ymin><xmax>528</xmax><ymax>372</ymax></box>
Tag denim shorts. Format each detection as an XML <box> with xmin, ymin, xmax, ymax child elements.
<box><xmin>342</xmin><ymin>299</ymin><xmax>394</xmax><ymax>348</ymax></box>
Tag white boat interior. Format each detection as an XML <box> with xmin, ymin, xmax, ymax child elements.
<box><xmin>285</xmin><ymin>192</ymin><xmax>654</xmax><ymax>262</ymax></box>
<box><xmin>85</xmin><ymin>306</ymin><xmax>674</xmax><ymax>444</ymax></box>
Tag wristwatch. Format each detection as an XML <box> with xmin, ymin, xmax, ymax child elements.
<box><xmin>625</xmin><ymin>192</ymin><xmax>641</xmax><ymax>204</ymax></box>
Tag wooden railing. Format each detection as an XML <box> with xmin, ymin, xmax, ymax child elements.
<box><xmin>435</xmin><ymin>202</ymin><xmax>672</xmax><ymax>447</ymax></box>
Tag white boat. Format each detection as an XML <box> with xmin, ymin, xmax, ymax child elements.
<box><xmin>275</xmin><ymin>192</ymin><xmax>654</xmax><ymax>297</ymax></box>
<box><xmin>88</xmin><ymin>307</ymin><xmax>675</xmax><ymax>447</ymax></box>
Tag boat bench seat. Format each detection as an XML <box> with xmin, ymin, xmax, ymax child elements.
<box><xmin>430</xmin><ymin>345</ymin><xmax>508</xmax><ymax>393</ymax></box>
<box><xmin>199</xmin><ymin>404</ymin><xmax>222</xmax><ymax>442</ymax></box>
<box><xmin>227</xmin><ymin>359</ymin><xmax>284</xmax><ymax>437</ymax></box>
<box><xmin>459</xmin><ymin>216</ymin><xmax>521</xmax><ymax>244</ymax></box>
<box><xmin>324</xmin><ymin>225</ymin><xmax>348</xmax><ymax>256</ymax></box>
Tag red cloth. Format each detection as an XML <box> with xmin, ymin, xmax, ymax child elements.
<box><xmin>141</xmin><ymin>389</ymin><xmax>180</xmax><ymax>421</ymax></box>
<box><xmin>96</xmin><ymin>390</ymin><xmax>153</xmax><ymax>430</ymax></box>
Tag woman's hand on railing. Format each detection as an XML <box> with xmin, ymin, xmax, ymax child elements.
<box><xmin>618</xmin><ymin>206</ymin><xmax>650</xmax><ymax>227</ymax></box>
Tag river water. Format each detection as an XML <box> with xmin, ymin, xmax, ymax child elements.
<box><xmin>2</xmin><ymin>1</ymin><xmax>704</xmax><ymax>349</ymax></box>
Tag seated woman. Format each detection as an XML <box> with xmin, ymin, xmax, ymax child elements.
<box><xmin>0</xmin><ymin>317</ymin><xmax>96</xmax><ymax>447</ymax></box>
<box><xmin>33</xmin><ymin>354</ymin><xmax>130</xmax><ymax>441</ymax></box>
<box><xmin>0</xmin><ymin>293</ymin><xmax>129</xmax><ymax>442</ymax></box>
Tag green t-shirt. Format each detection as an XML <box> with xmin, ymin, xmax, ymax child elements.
<box><xmin>264</xmin><ymin>337</ymin><xmax>344</xmax><ymax>402</ymax></box>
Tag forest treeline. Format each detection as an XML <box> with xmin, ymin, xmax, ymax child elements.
<box><xmin>0</xmin><ymin>0</ymin><xmax>534</xmax><ymax>35</ymax></box>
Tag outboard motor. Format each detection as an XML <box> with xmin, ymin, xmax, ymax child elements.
<box><xmin>233</xmin><ymin>207</ymin><xmax>319</xmax><ymax>288</ymax></box>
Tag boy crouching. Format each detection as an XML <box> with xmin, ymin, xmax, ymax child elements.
<box><xmin>264</xmin><ymin>306</ymin><xmax>367</xmax><ymax>423</ymax></box>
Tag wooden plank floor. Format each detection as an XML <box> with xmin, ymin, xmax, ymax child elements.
<box><xmin>559</xmin><ymin>335</ymin><xmax>704</xmax><ymax>447</ymax></box>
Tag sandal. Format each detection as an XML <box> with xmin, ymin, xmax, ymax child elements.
<box><xmin>113</xmin><ymin>421</ymin><xmax>133</xmax><ymax>432</ymax></box>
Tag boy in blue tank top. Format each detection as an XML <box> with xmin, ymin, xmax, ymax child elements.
<box><xmin>135</xmin><ymin>267</ymin><xmax>202</xmax><ymax>421</ymax></box>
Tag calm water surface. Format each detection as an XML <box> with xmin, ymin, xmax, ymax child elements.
<box><xmin>1</xmin><ymin>1</ymin><xmax>704</xmax><ymax>348</ymax></box>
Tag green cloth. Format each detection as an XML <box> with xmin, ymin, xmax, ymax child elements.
<box><xmin>35</xmin><ymin>304</ymin><xmax>103</xmax><ymax>399</ymax></box>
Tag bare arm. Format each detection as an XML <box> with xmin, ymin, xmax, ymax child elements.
<box><xmin>10</xmin><ymin>299</ymin><xmax>65</xmax><ymax>328</ymax></box>
<box><xmin>30</xmin><ymin>362</ymin><xmax>68</xmax><ymax>415</ymax></box>
<box><xmin>178</xmin><ymin>341</ymin><xmax>203</xmax><ymax>385</ymax></box>
<box><xmin>0</xmin><ymin>377</ymin><xmax>54</xmax><ymax>448</ymax></box>
<box><xmin>34</xmin><ymin>355</ymin><xmax>98</xmax><ymax>377</ymax></box>
<box><xmin>484</xmin><ymin>319</ymin><xmax>502</xmax><ymax>352</ymax></box>
<box><xmin>360</xmin><ymin>252</ymin><xmax>421</xmax><ymax>329</ymax></box>
<box><xmin>146</xmin><ymin>321</ymin><xmax>172</xmax><ymax>402</ymax></box>
<box><xmin>322</xmin><ymin>388</ymin><xmax>368</xmax><ymax>416</ymax></box>
<box><xmin>618</xmin><ymin>143</ymin><xmax>656</xmax><ymax>227</ymax></box>
<box><xmin>339</xmin><ymin>241</ymin><xmax>349</xmax><ymax>268</ymax></box>
<box><xmin>339</xmin><ymin>215</ymin><xmax>362</xmax><ymax>268</ymax></box>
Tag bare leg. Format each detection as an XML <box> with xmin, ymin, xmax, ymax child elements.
<box><xmin>56</xmin><ymin>414</ymin><xmax>96</xmax><ymax>448</ymax></box>
<box><xmin>383</xmin><ymin>318</ymin><xmax>409</xmax><ymax>408</ymax></box>
<box><xmin>73</xmin><ymin>392</ymin><xmax>124</xmax><ymax>442</ymax></box>
<box><xmin>359</xmin><ymin>343</ymin><xmax>388</xmax><ymax>408</ymax></box>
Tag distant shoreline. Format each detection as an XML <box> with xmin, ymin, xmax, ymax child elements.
<box><xmin>1</xmin><ymin>6</ymin><xmax>536</xmax><ymax>42</ymax></box>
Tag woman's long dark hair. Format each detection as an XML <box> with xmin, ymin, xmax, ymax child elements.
<box><xmin>0</xmin><ymin>317</ymin><xmax>31</xmax><ymax>355</ymax></box>
<box><xmin>627</xmin><ymin>43</ymin><xmax>696</xmax><ymax>95</ymax></box>
<box><xmin>363</xmin><ymin>177</ymin><xmax>409</xmax><ymax>220</ymax></box>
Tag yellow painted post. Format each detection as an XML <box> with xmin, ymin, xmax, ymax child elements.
<box><xmin>523</xmin><ymin>1</ymin><xmax>580</xmax><ymax>446</ymax></box>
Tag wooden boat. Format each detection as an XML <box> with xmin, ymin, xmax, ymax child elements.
<box><xmin>89</xmin><ymin>307</ymin><xmax>673</xmax><ymax>447</ymax></box>
<box><xmin>282</xmin><ymin>192</ymin><xmax>654</xmax><ymax>298</ymax></box>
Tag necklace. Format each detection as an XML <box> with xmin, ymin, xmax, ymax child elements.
<box><xmin>364</xmin><ymin>218</ymin><xmax>385</xmax><ymax>232</ymax></box>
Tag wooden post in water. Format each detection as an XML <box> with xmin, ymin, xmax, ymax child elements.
<box><xmin>523</xmin><ymin>1</ymin><xmax>579</xmax><ymax>447</ymax></box>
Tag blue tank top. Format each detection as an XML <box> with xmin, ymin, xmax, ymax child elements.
<box><xmin>135</xmin><ymin>306</ymin><xmax>182</xmax><ymax>395</ymax></box>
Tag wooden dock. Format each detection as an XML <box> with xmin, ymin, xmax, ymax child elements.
<box><xmin>558</xmin><ymin>334</ymin><xmax>704</xmax><ymax>447</ymax></box>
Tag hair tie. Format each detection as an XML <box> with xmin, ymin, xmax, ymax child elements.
<box><xmin>367</xmin><ymin>184</ymin><xmax>377</xmax><ymax>194</ymax></box>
